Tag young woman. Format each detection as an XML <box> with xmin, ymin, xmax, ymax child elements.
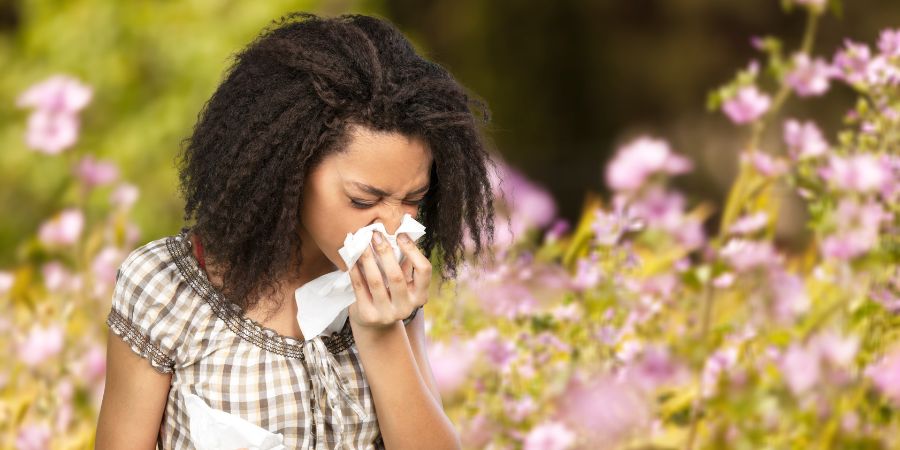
<box><xmin>95</xmin><ymin>12</ymin><xmax>496</xmax><ymax>450</ymax></box>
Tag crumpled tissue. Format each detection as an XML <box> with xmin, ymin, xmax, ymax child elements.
<box><xmin>185</xmin><ymin>392</ymin><xmax>286</xmax><ymax>450</ymax></box>
<box><xmin>295</xmin><ymin>212</ymin><xmax>426</xmax><ymax>341</ymax></box>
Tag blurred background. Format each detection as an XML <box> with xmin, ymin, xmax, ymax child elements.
<box><xmin>2</xmin><ymin>0</ymin><xmax>898</xmax><ymax>261</ymax></box>
<box><xmin>2</xmin><ymin>1</ymin><xmax>899</xmax><ymax>449</ymax></box>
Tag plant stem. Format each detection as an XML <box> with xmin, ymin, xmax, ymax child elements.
<box><xmin>718</xmin><ymin>11</ymin><xmax>821</xmax><ymax>236</ymax></box>
<box><xmin>684</xmin><ymin>286</ymin><xmax>715</xmax><ymax>450</ymax></box>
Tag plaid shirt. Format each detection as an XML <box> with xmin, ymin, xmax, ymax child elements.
<box><xmin>106</xmin><ymin>228</ymin><xmax>417</xmax><ymax>449</ymax></box>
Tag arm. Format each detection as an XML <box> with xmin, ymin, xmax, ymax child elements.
<box><xmin>352</xmin><ymin>320</ymin><xmax>460</xmax><ymax>450</ymax></box>
<box><xmin>404</xmin><ymin>307</ymin><xmax>443</xmax><ymax>408</ymax></box>
<box><xmin>95</xmin><ymin>328</ymin><xmax>172</xmax><ymax>450</ymax></box>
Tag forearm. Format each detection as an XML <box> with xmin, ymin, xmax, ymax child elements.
<box><xmin>405</xmin><ymin>314</ymin><xmax>442</xmax><ymax>407</ymax></box>
<box><xmin>352</xmin><ymin>320</ymin><xmax>460</xmax><ymax>450</ymax></box>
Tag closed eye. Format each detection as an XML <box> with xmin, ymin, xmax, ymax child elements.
<box><xmin>350</xmin><ymin>198</ymin><xmax>425</xmax><ymax>209</ymax></box>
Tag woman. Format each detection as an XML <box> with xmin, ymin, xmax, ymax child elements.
<box><xmin>95</xmin><ymin>12</ymin><xmax>496</xmax><ymax>450</ymax></box>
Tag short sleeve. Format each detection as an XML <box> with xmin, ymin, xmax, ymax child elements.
<box><xmin>106</xmin><ymin>238</ymin><xmax>192</xmax><ymax>374</ymax></box>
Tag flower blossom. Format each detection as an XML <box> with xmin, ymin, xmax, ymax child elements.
<box><xmin>819</xmin><ymin>154</ymin><xmax>890</xmax><ymax>193</ymax></box>
<box><xmin>785</xmin><ymin>53</ymin><xmax>834</xmax><ymax>96</ymax></box>
<box><xmin>878</xmin><ymin>28</ymin><xmax>900</xmax><ymax>57</ymax></box>
<box><xmin>783</xmin><ymin>119</ymin><xmax>828</xmax><ymax>160</ymax></box>
<box><xmin>605</xmin><ymin>137</ymin><xmax>692</xmax><ymax>191</ymax></box>
<box><xmin>867</xmin><ymin>346</ymin><xmax>900</xmax><ymax>406</ymax></box>
<box><xmin>523</xmin><ymin>420</ymin><xmax>577</xmax><ymax>450</ymax></box>
<box><xmin>38</xmin><ymin>208</ymin><xmax>85</xmax><ymax>247</ymax></box>
<box><xmin>722</xmin><ymin>85</ymin><xmax>771</xmax><ymax>124</ymax></box>
<box><xmin>16</xmin><ymin>75</ymin><xmax>93</xmax><ymax>154</ymax></box>
<box><xmin>820</xmin><ymin>199</ymin><xmax>888</xmax><ymax>260</ymax></box>
<box><xmin>75</xmin><ymin>155</ymin><xmax>119</xmax><ymax>189</ymax></box>
<box><xmin>17</xmin><ymin>324</ymin><xmax>65</xmax><ymax>367</ymax></box>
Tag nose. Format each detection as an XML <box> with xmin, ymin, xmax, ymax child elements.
<box><xmin>373</xmin><ymin>203</ymin><xmax>404</xmax><ymax>235</ymax></box>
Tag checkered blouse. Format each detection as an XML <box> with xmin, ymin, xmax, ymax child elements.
<box><xmin>106</xmin><ymin>227</ymin><xmax>418</xmax><ymax>449</ymax></box>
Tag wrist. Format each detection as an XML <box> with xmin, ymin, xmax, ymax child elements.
<box><xmin>350</xmin><ymin>318</ymin><xmax>405</xmax><ymax>343</ymax></box>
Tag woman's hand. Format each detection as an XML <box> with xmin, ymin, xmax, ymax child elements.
<box><xmin>347</xmin><ymin>230</ymin><xmax>431</xmax><ymax>331</ymax></box>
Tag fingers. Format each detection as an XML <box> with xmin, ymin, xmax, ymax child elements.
<box><xmin>358</xmin><ymin>245</ymin><xmax>390</xmax><ymax>309</ymax></box>
<box><xmin>400</xmin><ymin>257</ymin><xmax>414</xmax><ymax>285</ymax></box>
<box><xmin>396</xmin><ymin>232</ymin><xmax>432</xmax><ymax>305</ymax></box>
<box><xmin>348</xmin><ymin>263</ymin><xmax>377</xmax><ymax>320</ymax></box>
<box><xmin>358</xmin><ymin>231</ymin><xmax>413</xmax><ymax>314</ymax></box>
<box><xmin>347</xmin><ymin>262</ymin><xmax>371</xmax><ymax>300</ymax></box>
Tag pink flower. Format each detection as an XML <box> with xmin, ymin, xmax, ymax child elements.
<box><xmin>630</xmin><ymin>187</ymin><xmax>685</xmax><ymax>230</ymax></box>
<box><xmin>504</xmin><ymin>395</ymin><xmax>537</xmax><ymax>422</ymax></box>
<box><xmin>785</xmin><ymin>53</ymin><xmax>834</xmax><ymax>96</ymax></box>
<box><xmin>557</xmin><ymin>374</ymin><xmax>651</xmax><ymax>446</ymax></box>
<box><xmin>780</xmin><ymin>331</ymin><xmax>858</xmax><ymax>396</ymax></box>
<box><xmin>871</xmin><ymin>271</ymin><xmax>900</xmax><ymax>313</ymax></box>
<box><xmin>780</xmin><ymin>343</ymin><xmax>821</xmax><ymax>395</ymax></box>
<box><xmin>820</xmin><ymin>199</ymin><xmax>887</xmax><ymax>260</ymax></box>
<box><xmin>476</xmin><ymin>281</ymin><xmax>539</xmax><ymax>318</ymax></box>
<box><xmin>867</xmin><ymin>347</ymin><xmax>900</xmax><ymax>406</ymax></box>
<box><xmin>863</xmin><ymin>55</ymin><xmax>900</xmax><ymax>86</ymax></box>
<box><xmin>460</xmin><ymin>413</ymin><xmax>497</xmax><ymax>449</ymax></box>
<box><xmin>743</xmin><ymin>151</ymin><xmax>788</xmax><ymax>177</ymax></box>
<box><xmin>15</xmin><ymin>423</ymin><xmax>51</xmax><ymax>450</ymax></box>
<box><xmin>92</xmin><ymin>246</ymin><xmax>124</xmax><ymax>287</ymax></box>
<box><xmin>878</xmin><ymin>28</ymin><xmax>900</xmax><ymax>57</ymax></box>
<box><xmin>880</xmin><ymin>154</ymin><xmax>900</xmax><ymax>203</ymax></box>
<box><xmin>833</xmin><ymin>40</ymin><xmax>872</xmax><ymax>85</ymax></box>
<box><xmin>722</xmin><ymin>85</ymin><xmax>771</xmax><ymax>124</ymax></box>
<box><xmin>605</xmin><ymin>137</ymin><xmax>692</xmax><ymax>191</ymax></box>
<box><xmin>712</xmin><ymin>272</ymin><xmax>735</xmax><ymax>288</ymax></box>
<box><xmin>625</xmin><ymin>346</ymin><xmax>690</xmax><ymax>393</ymax></box>
<box><xmin>673</xmin><ymin>218</ymin><xmax>706</xmax><ymax>250</ymax></box>
<box><xmin>701</xmin><ymin>347</ymin><xmax>739</xmax><ymax>397</ymax></box>
<box><xmin>783</xmin><ymin>119</ymin><xmax>828</xmax><ymax>160</ymax></box>
<box><xmin>812</xmin><ymin>332</ymin><xmax>859</xmax><ymax>368</ymax></box>
<box><xmin>0</xmin><ymin>271</ymin><xmax>14</xmax><ymax>295</ymax></box>
<box><xmin>592</xmin><ymin>210</ymin><xmax>625</xmax><ymax>246</ymax></box>
<box><xmin>523</xmin><ymin>420</ymin><xmax>577</xmax><ymax>450</ymax></box>
<box><xmin>41</xmin><ymin>261</ymin><xmax>75</xmax><ymax>292</ymax></box>
<box><xmin>769</xmin><ymin>270</ymin><xmax>810</xmax><ymax>323</ymax></box>
<box><xmin>38</xmin><ymin>208</ymin><xmax>84</xmax><ymax>247</ymax></box>
<box><xmin>544</xmin><ymin>218</ymin><xmax>570</xmax><ymax>243</ymax></box>
<box><xmin>426</xmin><ymin>338</ymin><xmax>475</xmax><ymax>396</ymax></box>
<box><xmin>23</xmin><ymin>109</ymin><xmax>80</xmax><ymax>154</ymax></box>
<box><xmin>551</xmin><ymin>303</ymin><xmax>581</xmax><ymax>322</ymax></box>
<box><xmin>572</xmin><ymin>252</ymin><xmax>603</xmax><ymax>291</ymax></box>
<box><xmin>729</xmin><ymin>212</ymin><xmax>769</xmax><ymax>235</ymax></box>
<box><xmin>80</xmin><ymin>344</ymin><xmax>107</xmax><ymax>382</ymax></box>
<box><xmin>593</xmin><ymin>197</ymin><xmax>644</xmax><ymax>246</ymax></box>
<box><xmin>16</xmin><ymin>75</ymin><xmax>92</xmax><ymax>155</ymax></box>
<box><xmin>110</xmin><ymin>183</ymin><xmax>140</xmax><ymax>210</ymax></box>
<box><xmin>471</xmin><ymin>328</ymin><xmax>517</xmax><ymax>370</ymax></box>
<box><xmin>55</xmin><ymin>380</ymin><xmax>75</xmax><ymax>432</ymax></box>
<box><xmin>16</xmin><ymin>75</ymin><xmax>92</xmax><ymax>113</ymax></box>
<box><xmin>720</xmin><ymin>239</ymin><xmax>782</xmax><ymax>272</ymax></box>
<box><xmin>17</xmin><ymin>324</ymin><xmax>64</xmax><ymax>367</ymax></box>
<box><xmin>819</xmin><ymin>154</ymin><xmax>890</xmax><ymax>193</ymax></box>
<box><xmin>489</xmin><ymin>161</ymin><xmax>557</xmax><ymax>228</ymax></box>
<box><xmin>625</xmin><ymin>186</ymin><xmax>705</xmax><ymax>250</ymax></box>
<box><xmin>75</xmin><ymin>155</ymin><xmax>119</xmax><ymax>189</ymax></box>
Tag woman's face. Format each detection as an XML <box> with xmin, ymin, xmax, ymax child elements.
<box><xmin>299</xmin><ymin>124</ymin><xmax>433</xmax><ymax>272</ymax></box>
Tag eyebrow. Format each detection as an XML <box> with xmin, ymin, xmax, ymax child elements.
<box><xmin>349</xmin><ymin>181</ymin><xmax>430</xmax><ymax>197</ymax></box>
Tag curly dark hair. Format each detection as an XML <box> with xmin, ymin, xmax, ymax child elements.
<box><xmin>175</xmin><ymin>12</ymin><xmax>497</xmax><ymax>315</ymax></box>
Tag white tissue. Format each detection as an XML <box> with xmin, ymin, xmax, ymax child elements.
<box><xmin>184</xmin><ymin>393</ymin><xmax>286</xmax><ymax>450</ymax></box>
<box><xmin>295</xmin><ymin>213</ymin><xmax>426</xmax><ymax>341</ymax></box>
